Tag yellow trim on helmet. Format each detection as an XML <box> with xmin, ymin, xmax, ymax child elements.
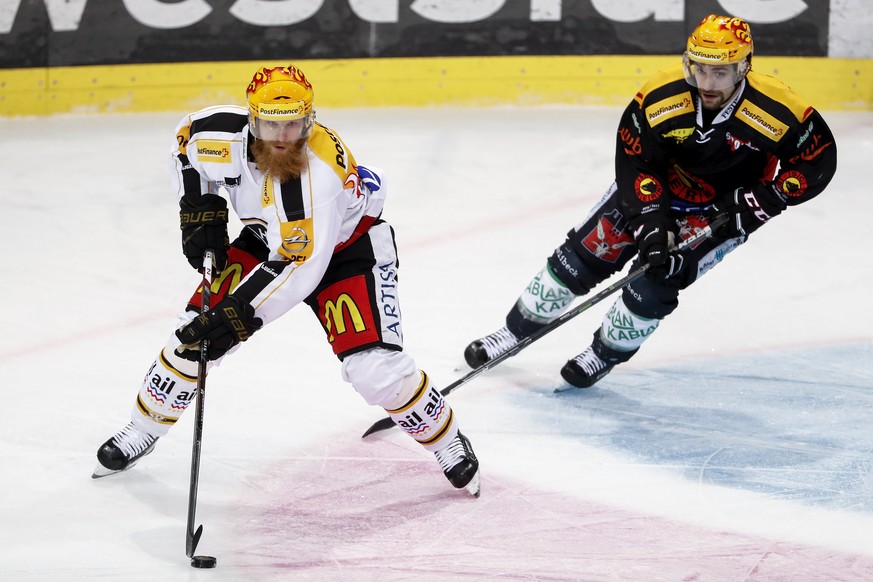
<box><xmin>686</xmin><ymin>14</ymin><xmax>753</xmax><ymax>65</ymax></box>
<box><xmin>246</xmin><ymin>65</ymin><xmax>314</xmax><ymax>121</ymax></box>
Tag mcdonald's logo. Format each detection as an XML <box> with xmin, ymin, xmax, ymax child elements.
<box><xmin>323</xmin><ymin>293</ymin><xmax>366</xmax><ymax>342</ymax></box>
<box><xmin>212</xmin><ymin>263</ymin><xmax>244</xmax><ymax>294</ymax></box>
<box><xmin>197</xmin><ymin>262</ymin><xmax>245</xmax><ymax>297</ymax></box>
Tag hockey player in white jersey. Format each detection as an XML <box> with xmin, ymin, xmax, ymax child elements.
<box><xmin>94</xmin><ymin>65</ymin><xmax>480</xmax><ymax>497</ymax></box>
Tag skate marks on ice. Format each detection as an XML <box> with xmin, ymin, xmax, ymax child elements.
<box><xmin>540</xmin><ymin>343</ymin><xmax>873</xmax><ymax>513</ymax></box>
<box><xmin>218</xmin><ymin>437</ymin><xmax>873</xmax><ymax>581</ymax></box>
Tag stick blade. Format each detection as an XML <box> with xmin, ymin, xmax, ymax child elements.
<box><xmin>186</xmin><ymin>524</ymin><xmax>203</xmax><ymax>558</ymax></box>
<box><xmin>361</xmin><ymin>416</ymin><xmax>395</xmax><ymax>438</ymax></box>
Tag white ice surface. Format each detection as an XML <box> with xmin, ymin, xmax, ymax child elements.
<box><xmin>1</xmin><ymin>106</ymin><xmax>871</xmax><ymax>581</ymax></box>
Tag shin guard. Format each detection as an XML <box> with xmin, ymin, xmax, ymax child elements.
<box><xmin>516</xmin><ymin>263</ymin><xmax>575</xmax><ymax>325</ymax></box>
<box><xmin>600</xmin><ymin>296</ymin><xmax>661</xmax><ymax>353</ymax></box>
<box><xmin>130</xmin><ymin>334</ymin><xmax>200</xmax><ymax>437</ymax></box>
<box><xmin>386</xmin><ymin>371</ymin><xmax>458</xmax><ymax>452</ymax></box>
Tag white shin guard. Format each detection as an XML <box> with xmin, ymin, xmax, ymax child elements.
<box><xmin>385</xmin><ymin>371</ymin><xmax>458</xmax><ymax>452</ymax></box>
<box><xmin>341</xmin><ymin>348</ymin><xmax>457</xmax><ymax>452</ymax></box>
<box><xmin>130</xmin><ymin>332</ymin><xmax>200</xmax><ymax>437</ymax></box>
<box><xmin>516</xmin><ymin>263</ymin><xmax>575</xmax><ymax>324</ymax></box>
<box><xmin>600</xmin><ymin>296</ymin><xmax>661</xmax><ymax>352</ymax></box>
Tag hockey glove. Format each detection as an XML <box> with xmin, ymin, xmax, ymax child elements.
<box><xmin>180</xmin><ymin>194</ymin><xmax>230</xmax><ymax>272</ymax></box>
<box><xmin>175</xmin><ymin>296</ymin><xmax>263</xmax><ymax>361</ymax></box>
<box><xmin>632</xmin><ymin>218</ymin><xmax>685</xmax><ymax>280</ymax></box>
<box><xmin>714</xmin><ymin>185</ymin><xmax>786</xmax><ymax>239</ymax></box>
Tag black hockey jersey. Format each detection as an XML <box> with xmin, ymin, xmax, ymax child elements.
<box><xmin>614</xmin><ymin>66</ymin><xmax>837</xmax><ymax>226</ymax></box>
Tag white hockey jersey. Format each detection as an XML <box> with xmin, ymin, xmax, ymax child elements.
<box><xmin>171</xmin><ymin>105</ymin><xmax>386</xmax><ymax>326</ymax></box>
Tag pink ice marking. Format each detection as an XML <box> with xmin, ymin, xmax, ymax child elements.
<box><xmin>224</xmin><ymin>440</ymin><xmax>873</xmax><ymax>581</ymax></box>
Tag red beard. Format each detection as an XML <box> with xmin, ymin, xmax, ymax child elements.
<box><xmin>252</xmin><ymin>139</ymin><xmax>308</xmax><ymax>182</ymax></box>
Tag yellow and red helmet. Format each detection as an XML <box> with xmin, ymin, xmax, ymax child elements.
<box><xmin>246</xmin><ymin>65</ymin><xmax>315</xmax><ymax>139</ymax></box>
<box><xmin>684</xmin><ymin>14</ymin><xmax>753</xmax><ymax>89</ymax></box>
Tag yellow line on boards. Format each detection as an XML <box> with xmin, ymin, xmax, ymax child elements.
<box><xmin>1</xmin><ymin>56</ymin><xmax>870</xmax><ymax>116</ymax></box>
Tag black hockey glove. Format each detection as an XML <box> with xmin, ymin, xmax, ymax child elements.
<box><xmin>179</xmin><ymin>194</ymin><xmax>230</xmax><ymax>272</ymax></box>
<box><xmin>714</xmin><ymin>185</ymin><xmax>786</xmax><ymax>239</ymax></box>
<box><xmin>632</xmin><ymin>218</ymin><xmax>685</xmax><ymax>281</ymax></box>
<box><xmin>175</xmin><ymin>296</ymin><xmax>263</xmax><ymax>361</ymax></box>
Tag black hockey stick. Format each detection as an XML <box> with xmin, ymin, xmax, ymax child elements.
<box><xmin>186</xmin><ymin>250</ymin><xmax>214</xmax><ymax>559</ymax></box>
<box><xmin>361</xmin><ymin>215</ymin><xmax>728</xmax><ymax>438</ymax></box>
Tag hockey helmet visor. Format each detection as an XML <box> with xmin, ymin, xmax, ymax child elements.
<box><xmin>246</xmin><ymin>66</ymin><xmax>315</xmax><ymax>140</ymax></box>
<box><xmin>683</xmin><ymin>14</ymin><xmax>753</xmax><ymax>90</ymax></box>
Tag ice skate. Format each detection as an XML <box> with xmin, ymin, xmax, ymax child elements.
<box><xmin>464</xmin><ymin>326</ymin><xmax>521</xmax><ymax>368</ymax></box>
<box><xmin>434</xmin><ymin>431</ymin><xmax>481</xmax><ymax>497</ymax></box>
<box><xmin>92</xmin><ymin>422</ymin><xmax>159</xmax><ymax>479</ymax></box>
<box><xmin>560</xmin><ymin>346</ymin><xmax>614</xmax><ymax>388</ymax></box>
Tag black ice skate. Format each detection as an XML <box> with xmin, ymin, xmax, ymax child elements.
<box><xmin>560</xmin><ymin>346</ymin><xmax>614</xmax><ymax>388</ymax></box>
<box><xmin>464</xmin><ymin>326</ymin><xmax>521</xmax><ymax>368</ymax></box>
<box><xmin>92</xmin><ymin>422</ymin><xmax>159</xmax><ymax>479</ymax></box>
<box><xmin>434</xmin><ymin>431</ymin><xmax>481</xmax><ymax>497</ymax></box>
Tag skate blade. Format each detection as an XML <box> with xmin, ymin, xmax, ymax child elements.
<box><xmin>452</xmin><ymin>358</ymin><xmax>473</xmax><ymax>373</ymax></box>
<box><xmin>464</xmin><ymin>470</ymin><xmax>481</xmax><ymax>498</ymax></box>
<box><xmin>554</xmin><ymin>383</ymin><xmax>591</xmax><ymax>393</ymax></box>
<box><xmin>90</xmin><ymin>456</ymin><xmax>145</xmax><ymax>479</ymax></box>
<box><xmin>91</xmin><ymin>464</ymin><xmax>122</xmax><ymax>479</ymax></box>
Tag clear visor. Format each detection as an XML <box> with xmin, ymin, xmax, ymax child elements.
<box><xmin>682</xmin><ymin>53</ymin><xmax>747</xmax><ymax>91</ymax></box>
<box><xmin>249</xmin><ymin>113</ymin><xmax>313</xmax><ymax>142</ymax></box>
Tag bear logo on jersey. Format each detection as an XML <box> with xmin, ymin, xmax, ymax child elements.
<box><xmin>634</xmin><ymin>174</ymin><xmax>663</xmax><ymax>201</ymax></box>
<box><xmin>776</xmin><ymin>170</ymin><xmax>808</xmax><ymax>198</ymax></box>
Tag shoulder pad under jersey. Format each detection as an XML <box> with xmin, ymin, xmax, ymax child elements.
<box><xmin>634</xmin><ymin>66</ymin><xmax>687</xmax><ymax>107</ymax></box>
<box><xmin>634</xmin><ymin>67</ymin><xmax>695</xmax><ymax>129</ymax></box>
<box><xmin>745</xmin><ymin>71</ymin><xmax>814</xmax><ymax>123</ymax></box>
<box><xmin>175</xmin><ymin>105</ymin><xmax>248</xmax><ymax>155</ymax></box>
<box><xmin>182</xmin><ymin>106</ymin><xmax>249</xmax><ymax>176</ymax></box>
<box><xmin>307</xmin><ymin>123</ymin><xmax>357</xmax><ymax>182</ymax></box>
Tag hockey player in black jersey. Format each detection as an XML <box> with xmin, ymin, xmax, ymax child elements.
<box><xmin>94</xmin><ymin>65</ymin><xmax>480</xmax><ymax>496</ymax></box>
<box><xmin>465</xmin><ymin>14</ymin><xmax>837</xmax><ymax>388</ymax></box>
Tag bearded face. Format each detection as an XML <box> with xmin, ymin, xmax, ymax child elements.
<box><xmin>251</xmin><ymin>138</ymin><xmax>308</xmax><ymax>182</ymax></box>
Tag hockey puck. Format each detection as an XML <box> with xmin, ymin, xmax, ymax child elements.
<box><xmin>191</xmin><ymin>555</ymin><xmax>217</xmax><ymax>569</ymax></box>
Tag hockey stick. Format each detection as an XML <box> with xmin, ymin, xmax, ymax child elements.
<box><xmin>186</xmin><ymin>250</ymin><xmax>214</xmax><ymax>559</ymax></box>
<box><xmin>361</xmin><ymin>215</ymin><xmax>728</xmax><ymax>438</ymax></box>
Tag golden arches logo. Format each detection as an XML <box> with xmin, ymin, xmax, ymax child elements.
<box><xmin>213</xmin><ymin>263</ymin><xmax>245</xmax><ymax>294</ymax></box>
<box><xmin>198</xmin><ymin>263</ymin><xmax>245</xmax><ymax>296</ymax></box>
<box><xmin>323</xmin><ymin>294</ymin><xmax>366</xmax><ymax>342</ymax></box>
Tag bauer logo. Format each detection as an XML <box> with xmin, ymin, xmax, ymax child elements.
<box><xmin>194</xmin><ymin>140</ymin><xmax>232</xmax><ymax>163</ymax></box>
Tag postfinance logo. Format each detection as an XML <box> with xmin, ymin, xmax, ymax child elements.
<box><xmin>258</xmin><ymin>101</ymin><xmax>305</xmax><ymax>120</ymax></box>
<box><xmin>194</xmin><ymin>140</ymin><xmax>232</xmax><ymax>163</ymax></box>
<box><xmin>737</xmin><ymin>101</ymin><xmax>787</xmax><ymax>141</ymax></box>
<box><xmin>645</xmin><ymin>92</ymin><xmax>693</xmax><ymax>127</ymax></box>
